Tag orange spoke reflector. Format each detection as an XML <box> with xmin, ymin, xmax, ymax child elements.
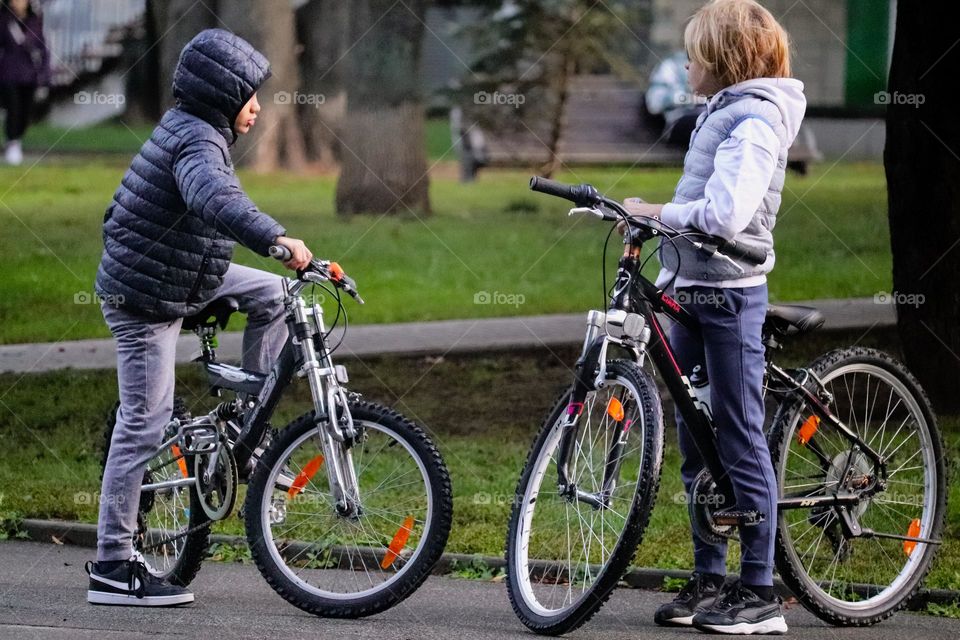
<box><xmin>381</xmin><ymin>515</ymin><xmax>415</xmax><ymax>569</ymax></box>
<box><xmin>607</xmin><ymin>397</ymin><xmax>625</xmax><ymax>422</ymax></box>
<box><xmin>287</xmin><ymin>455</ymin><xmax>324</xmax><ymax>498</ymax></box>
<box><xmin>903</xmin><ymin>518</ymin><xmax>921</xmax><ymax>556</ymax></box>
<box><xmin>797</xmin><ymin>415</ymin><xmax>820</xmax><ymax>445</ymax></box>
<box><xmin>170</xmin><ymin>445</ymin><xmax>188</xmax><ymax>478</ymax></box>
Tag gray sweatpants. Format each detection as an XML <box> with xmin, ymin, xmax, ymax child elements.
<box><xmin>97</xmin><ymin>263</ymin><xmax>287</xmax><ymax>562</ymax></box>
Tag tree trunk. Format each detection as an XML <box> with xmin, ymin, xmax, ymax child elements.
<box><xmin>885</xmin><ymin>1</ymin><xmax>960</xmax><ymax>413</ymax></box>
<box><xmin>335</xmin><ymin>0</ymin><xmax>430</xmax><ymax>215</ymax></box>
<box><xmin>541</xmin><ymin>56</ymin><xmax>575</xmax><ymax>179</ymax></box>
<box><xmin>149</xmin><ymin>0</ymin><xmax>215</xmax><ymax>111</ymax></box>
<box><xmin>217</xmin><ymin>1</ymin><xmax>307</xmax><ymax>172</ymax></box>
<box><xmin>120</xmin><ymin>3</ymin><xmax>161</xmax><ymax>124</ymax></box>
<box><xmin>296</xmin><ymin>0</ymin><xmax>349</xmax><ymax>170</ymax></box>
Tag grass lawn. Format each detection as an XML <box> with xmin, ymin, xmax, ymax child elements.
<box><xmin>1</xmin><ymin>331</ymin><xmax>958</xmax><ymax>597</ymax></box>
<box><xmin>24</xmin><ymin>118</ymin><xmax>456</xmax><ymax>160</ymax></box>
<box><xmin>0</xmin><ymin>155</ymin><xmax>890</xmax><ymax>345</ymax></box>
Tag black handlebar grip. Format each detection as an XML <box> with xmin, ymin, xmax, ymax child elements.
<box><xmin>529</xmin><ymin>176</ymin><xmax>600</xmax><ymax>207</ymax></box>
<box><xmin>269</xmin><ymin>245</ymin><xmax>292</xmax><ymax>261</ymax></box>
<box><xmin>717</xmin><ymin>239</ymin><xmax>768</xmax><ymax>266</ymax></box>
<box><xmin>529</xmin><ymin>176</ymin><xmax>577</xmax><ymax>200</ymax></box>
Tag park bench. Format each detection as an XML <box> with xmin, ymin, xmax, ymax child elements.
<box><xmin>454</xmin><ymin>75</ymin><xmax>821</xmax><ymax>180</ymax></box>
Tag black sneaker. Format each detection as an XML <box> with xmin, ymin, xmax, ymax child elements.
<box><xmin>86</xmin><ymin>553</ymin><xmax>194</xmax><ymax>607</ymax></box>
<box><xmin>692</xmin><ymin>580</ymin><xmax>787</xmax><ymax>635</ymax></box>
<box><xmin>654</xmin><ymin>573</ymin><xmax>723</xmax><ymax>627</ymax></box>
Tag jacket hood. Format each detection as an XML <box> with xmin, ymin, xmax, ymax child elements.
<box><xmin>173</xmin><ymin>29</ymin><xmax>271</xmax><ymax>146</ymax></box>
<box><xmin>716</xmin><ymin>77</ymin><xmax>807</xmax><ymax>146</ymax></box>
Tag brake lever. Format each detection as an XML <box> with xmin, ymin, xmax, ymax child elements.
<box><xmin>568</xmin><ymin>206</ymin><xmax>606</xmax><ymax>219</ymax></box>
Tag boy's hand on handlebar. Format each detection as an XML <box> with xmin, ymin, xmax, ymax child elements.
<box><xmin>273</xmin><ymin>236</ymin><xmax>313</xmax><ymax>270</ymax></box>
<box><xmin>616</xmin><ymin>199</ymin><xmax>664</xmax><ymax>235</ymax></box>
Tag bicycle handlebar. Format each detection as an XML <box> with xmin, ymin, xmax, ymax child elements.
<box><xmin>529</xmin><ymin>177</ymin><xmax>768</xmax><ymax>267</ymax></box>
<box><xmin>529</xmin><ymin>176</ymin><xmax>602</xmax><ymax>208</ymax></box>
<box><xmin>269</xmin><ymin>245</ymin><xmax>364</xmax><ymax>304</ymax></box>
<box><xmin>714</xmin><ymin>237</ymin><xmax>768</xmax><ymax>266</ymax></box>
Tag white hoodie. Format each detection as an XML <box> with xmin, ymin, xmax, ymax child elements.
<box><xmin>659</xmin><ymin>77</ymin><xmax>807</xmax><ymax>289</ymax></box>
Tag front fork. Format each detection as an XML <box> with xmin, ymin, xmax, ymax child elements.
<box><xmin>288</xmin><ymin>290</ymin><xmax>362</xmax><ymax>518</ymax></box>
<box><xmin>556</xmin><ymin>307</ymin><xmax>648</xmax><ymax>509</ymax></box>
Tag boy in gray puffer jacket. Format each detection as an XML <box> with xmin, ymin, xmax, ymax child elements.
<box><xmin>88</xmin><ymin>29</ymin><xmax>312</xmax><ymax>607</ymax></box>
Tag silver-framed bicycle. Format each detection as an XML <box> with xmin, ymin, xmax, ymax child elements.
<box><xmin>101</xmin><ymin>247</ymin><xmax>453</xmax><ymax>618</ymax></box>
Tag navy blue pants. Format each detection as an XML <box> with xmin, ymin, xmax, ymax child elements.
<box><xmin>669</xmin><ymin>284</ymin><xmax>777</xmax><ymax>586</ymax></box>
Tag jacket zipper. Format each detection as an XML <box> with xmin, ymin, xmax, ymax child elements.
<box><xmin>187</xmin><ymin>254</ymin><xmax>210</xmax><ymax>302</ymax></box>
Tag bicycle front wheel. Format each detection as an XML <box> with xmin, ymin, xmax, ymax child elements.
<box><xmin>770</xmin><ymin>347</ymin><xmax>945</xmax><ymax>626</ymax></box>
<box><xmin>245</xmin><ymin>401</ymin><xmax>453</xmax><ymax>618</ymax></box>
<box><xmin>506</xmin><ymin>360</ymin><xmax>664</xmax><ymax>635</ymax></box>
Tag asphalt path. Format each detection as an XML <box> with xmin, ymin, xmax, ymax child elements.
<box><xmin>1</xmin><ymin>541</ymin><xmax>956</xmax><ymax>640</ymax></box>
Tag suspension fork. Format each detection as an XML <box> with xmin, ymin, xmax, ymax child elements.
<box><xmin>288</xmin><ymin>287</ymin><xmax>361</xmax><ymax>517</ymax></box>
<box><xmin>555</xmin><ymin>314</ymin><xmax>604</xmax><ymax>496</ymax></box>
<box><xmin>557</xmin><ymin>250</ymin><xmax>646</xmax><ymax>502</ymax></box>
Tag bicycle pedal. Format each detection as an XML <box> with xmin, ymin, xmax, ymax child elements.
<box><xmin>713</xmin><ymin>509</ymin><xmax>765</xmax><ymax>527</ymax></box>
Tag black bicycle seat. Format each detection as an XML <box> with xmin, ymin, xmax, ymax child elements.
<box><xmin>764</xmin><ymin>304</ymin><xmax>825</xmax><ymax>337</ymax></box>
<box><xmin>182</xmin><ymin>297</ymin><xmax>239</xmax><ymax>331</ymax></box>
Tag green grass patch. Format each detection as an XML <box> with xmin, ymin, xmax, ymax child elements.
<box><xmin>23</xmin><ymin>122</ymin><xmax>156</xmax><ymax>155</ymax></box>
<box><xmin>0</xmin><ymin>159</ymin><xmax>890</xmax><ymax>344</ymax></box>
<box><xmin>24</xmin><ymin>118</ymin><xmax>459</xmax><ymax>161</ymax></box>
<box><xmin>447</xmin><ymin>556</ymin><xmax>505</xmax><ymax>581</ymax></box>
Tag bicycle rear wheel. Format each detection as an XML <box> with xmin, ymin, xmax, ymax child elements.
<box><xmin>505</xmin><ymin>360</ymin><xmax>664</xmax><ymax>635</ymax></box>
<box><xmin>770</xmin><ymin>347</ymin><xmax>945</xmax><ymax>626</ymax></box>
<box><xmin>245</xmin><ymin>401</ymin><xmax>452</xmax><ymax>618</ymax></box>
<box><xmin>101</xmin><ymin>400</ymin><xmax>210</xmax><ymax>585</ymax></box>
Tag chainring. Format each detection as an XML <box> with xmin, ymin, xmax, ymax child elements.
<box><xmin>689</xmin><ymin>469</ymin><xmax>738</xmax><ymax>545</ymax></box>
<box><xmin>194</xmin><ymin>442</ymin><xmax>238</xmax><ymax>521</ymax></box>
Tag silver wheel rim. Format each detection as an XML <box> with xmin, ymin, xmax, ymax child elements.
<box><xmin>140</xmin><ymin>446</ymin><xmax>193</xmax><ymax>578</ymax></box>
<box><xmin>514</xmin><ymin>375</ymin><xmax>647</xmax><ymax>618</ymax></box>
<box><xmin>260</xmin><ymin>419</ymin><xmax>433</xmax><ymax>600</ymax></box>
<box><xmin>778</xmin><ymin>362</ymin><xmax>937</xmax><ymax>611</ymax></box>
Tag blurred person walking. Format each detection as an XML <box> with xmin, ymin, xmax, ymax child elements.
<box><xmin>0</xmin><ymin>0</ymin><xmax>49</xmax><ymax>165</ymax></box>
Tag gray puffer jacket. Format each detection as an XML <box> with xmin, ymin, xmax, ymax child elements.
<box><xmin>95</xmin><ymin>29</ymin><xmax>285</xmax><ymax>320</ymax></box>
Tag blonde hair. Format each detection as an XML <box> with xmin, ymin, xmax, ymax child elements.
<box><xmin>684</xmin><ymin>0</ymin><xmax>791</xmax><ymax>88</ymax></box>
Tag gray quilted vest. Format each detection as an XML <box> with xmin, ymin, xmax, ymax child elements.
<box><xmin>660</xmin><ymin>90</ymin><xmax>790</xmax><ymax>282</ymax></box>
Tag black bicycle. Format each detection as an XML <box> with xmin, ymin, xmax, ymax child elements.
<box><xmin>505</xmin><ymin>178</ymin><xmax>945</xmax><ymax>634</ymax></box>
<box><xmin>101</xmin><ymin>248</ymin><xmax>453</xmax><ymax>618</ymax></box>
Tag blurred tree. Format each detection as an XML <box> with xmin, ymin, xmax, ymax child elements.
<box><xmin>885</xmin><ymin>2</ymin><xmax>960</xmax><ymax>412</ymax></box>
<box><xmin>120</xmin><ymin>4</ymin><xmax>161</xmax><ymax>123</ymax></box>
<box><xmin>218</xmin><ymin>0</ymin><xmax>307</xmax><ymax>172</ymax></box>
<box><xmin>147</xmin><ymin>0</ymin><xmax>213</xmax><ymax>110</ymax></box>
<box><xmin>456</xmin><ymin>0</ymin><xmax>650</xmax><ymax>177</ymax></box>
<box><xmin>295</xmin><ymin>0</ymin><xmax>349</xmax><ymax>170</ymax></box>
<box><xmin>335</xmin><ymin>0</ymin><xmax>431</xmax><ymax>216</ymax></box>
<box><xmin>148</xmin><ymin>0</ymin><xmax>306</xmax><ymax>172</ymax></box>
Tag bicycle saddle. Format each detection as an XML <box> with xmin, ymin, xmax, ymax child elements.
<box><xmin>764</xmin><ymin>304</ymin><xmax>825</xmax><ymax>336</ymax></box>
<box><xmin>182</xmin><ymin>296</ymin><xmax>239</xmax><ymax>331</ymax></box>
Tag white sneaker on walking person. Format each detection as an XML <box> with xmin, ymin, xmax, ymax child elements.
<box><xmin>4</xmin><ymin>140</ymin><xmax>23</xmax><ymax>166</ymax></box>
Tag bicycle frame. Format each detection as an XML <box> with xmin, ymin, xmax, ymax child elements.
<box><xmin>138</xmin><ymin>273</ymin><xmax>364</xmax><ymax>519</ymax></box>
<box><xmin>558</xmin><ymin>242</ymin><xmax>896</xmax><ymax>536</ymax></box>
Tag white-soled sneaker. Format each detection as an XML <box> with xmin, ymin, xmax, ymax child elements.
<box><xmin>86</xmin><ymin>553</ymin><xmax>194</xmax><ymax>607</ymax></box>
<box><xmin>692</xmin><ymin>580</ymin><xmax>787</xmax><ymax>635</ymax></box>
<box><xmin>654</xmin><ymin>572</ymin><xmax>723</xmax><ymax>626</ymax></box>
